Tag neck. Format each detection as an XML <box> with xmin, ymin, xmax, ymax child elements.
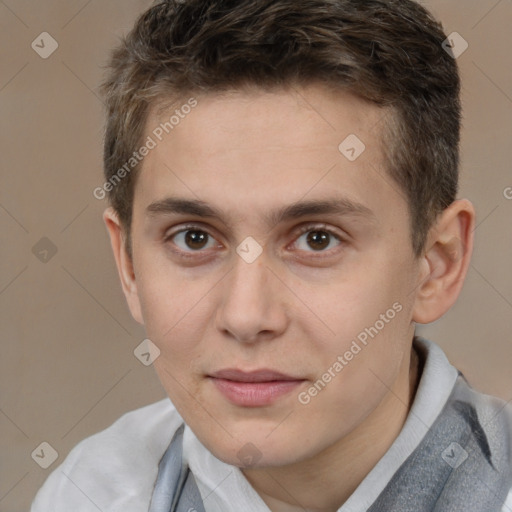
<box><xmin>242</xmin><ymin>343</ymin><xmax>421</xmax><ymax>512</ymax></box>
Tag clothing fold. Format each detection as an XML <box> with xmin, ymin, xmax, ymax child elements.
<box><xmin>149</xmin><ymin>424</ymin><xmax>206</xmax><ymax>512</ymax></box>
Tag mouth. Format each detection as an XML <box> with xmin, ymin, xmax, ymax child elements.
<box><xmin>207</xmin><ymin>368</ymin><xmax>307</xmax><ymax>407</ymax></box>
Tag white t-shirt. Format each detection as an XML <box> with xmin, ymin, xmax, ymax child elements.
<box><xmin>31</xmin><ymin>337</ymin><xmax>512</xmax><ymax>511</ymax></box>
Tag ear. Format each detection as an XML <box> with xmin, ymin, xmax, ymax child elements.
<box><xmin>103</xmin><ymin>207</ymin><xmax>144</xmax><ymax>325</ymax></box>
<box><xmin>412</xmin><ymin>199</ymin><xmax>475</xmax><ymax>324</ymax></box>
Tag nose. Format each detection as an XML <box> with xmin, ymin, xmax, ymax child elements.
<box><xmin>214</xmin><ymin>249</ymin><xmax>288</xmax><ymax>344</ymax></box>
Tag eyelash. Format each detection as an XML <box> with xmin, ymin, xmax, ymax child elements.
<box><xmin>163</xmin><ymin>223</ymin><xmax>345</xmax><ymax>260</ymax></box>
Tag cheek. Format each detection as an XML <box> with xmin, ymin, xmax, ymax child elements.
<box><xmin>298</xmin><ymin>308</ymin><xmax>412</xmax><ymax>439</ymax></box>
<box><xmin>135</xmin><ymin>248</ymin><xmax>209</xmax><ymax>334</ymax></box>
<box><xmin>319</xmin><ymin>265</ymin><xmax>407</xmax><ymax>338</ymax></box>
<box><xmin>134</xmin><ymin>277</ymin><xmax>206</xmax><ymax>389</ymax></box>
<box><xmin>312</xmin><ymin>257</ymin><xmax>415</xmax><ymax>383</ymax></box>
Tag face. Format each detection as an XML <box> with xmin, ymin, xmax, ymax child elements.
<box><xmin>125</xmin><ymin>84</ymin><xmax>421</xmax><ymax>468</ymax></box>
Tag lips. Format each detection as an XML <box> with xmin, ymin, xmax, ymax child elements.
<box><xmin>210</xmin><ymin>368</ymin><xmax>301</xmax><ymax>382</ymax></box>
<box><xmin>208</xmin><ymin>368</ymin><xmax>306</xmax><ymax>407</ymax></box>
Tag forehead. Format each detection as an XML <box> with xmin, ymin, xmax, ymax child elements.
<box><xmin>133</xmin><ymin>84</ymin><xmax>407</xmax><ymax>232</ymax></box>
<box><xmin>149</xmin><ymin>85</ymin><xmax>383</xmax><ymax>156</ymax></box>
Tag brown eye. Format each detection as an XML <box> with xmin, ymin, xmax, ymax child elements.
<box><xmin>293</xmin><ymin>225</ymin><xmax>343</xmax><ymax>254</ymax></box>
<box><xmin>305</xmin><ymin>231</ymin><xmax>331</xmax><ymax>251</ymax></box>
<box><xmin>167</xmin><ymin>228</ymin><xmax>218</xmax><ymax>252</ymax></box>
<box><xmin>183</xmin><ymin>230</ymin><xmax>209</xmax><ymax>250</ymax></box>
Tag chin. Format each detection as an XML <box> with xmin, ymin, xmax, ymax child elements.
<box><xmin>198</xmin><ymin>425</ymin><xmax>311</xmax><ymax>469</ymax></box>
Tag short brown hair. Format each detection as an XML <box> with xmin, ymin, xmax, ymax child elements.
<box><xmin>100</xmin><ymin>0</ymin><xmax>461</xmax><ymax>259</ymax></box>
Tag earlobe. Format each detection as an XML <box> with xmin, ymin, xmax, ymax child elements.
<box><xmin>412</xmin><ymin>199</ymin><xmax>475</xmax><ymax>324</ymax></box>
<box><xmin>102</xmin><ymin>207</ymin><xmax>144</xmax><ymax>325</ymax></box>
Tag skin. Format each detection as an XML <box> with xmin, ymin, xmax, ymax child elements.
<box><xmin>104</xmin><ymin>84</ymin><xmax>475</xmax><ymax>512</ymax></box>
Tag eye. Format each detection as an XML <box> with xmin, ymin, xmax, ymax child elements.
<box><xmin>292</xmin><ymin>224</ymin><xmax>344</xmax><ymax>254</ymax></box>
<box><xmin>164</xmin><ymin>222</ymin><xmax>345</xmax><ymax>259</ymax></box>
<box><xmin>165</xmin><ymin>225</ymin><xmax>220</xmax><ymax>254</ymax></box>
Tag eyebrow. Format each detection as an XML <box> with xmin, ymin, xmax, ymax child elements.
<box><xmin>145</xmin><ymin>196</ymin><xmax>377</xmax><ymax>229</ymax></box>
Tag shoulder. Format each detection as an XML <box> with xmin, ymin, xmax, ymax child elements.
<box><xmin>460</xmin><ymin>376</ymin><xmax>512</xmax><ymax>443</ymax></box>
<box><xmin>456</xmin><ymin>378</ymin><xmax>512</xmax><ymax>509</ymax></box>
<box><xmin>31</xmin><ymin>398</ymin><xmax>183</xmax><ymax>512</ymax></box>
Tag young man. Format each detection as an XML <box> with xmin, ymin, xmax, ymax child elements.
<box><xmin>32</xmin><ymin>0</ymin><xmax>512</xmax><ymax>510</ymax></box>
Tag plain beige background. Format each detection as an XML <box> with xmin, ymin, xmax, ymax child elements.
<box><xmin>1</xmin><ymin>0</ymin><xmax>511</xmax><ymax>510</ymax></box>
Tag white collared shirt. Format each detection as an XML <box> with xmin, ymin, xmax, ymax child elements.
<box><xmin>31</xmin><ymin>337</ymin><xmax>512</xmax><ymax>511</ymax></box>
